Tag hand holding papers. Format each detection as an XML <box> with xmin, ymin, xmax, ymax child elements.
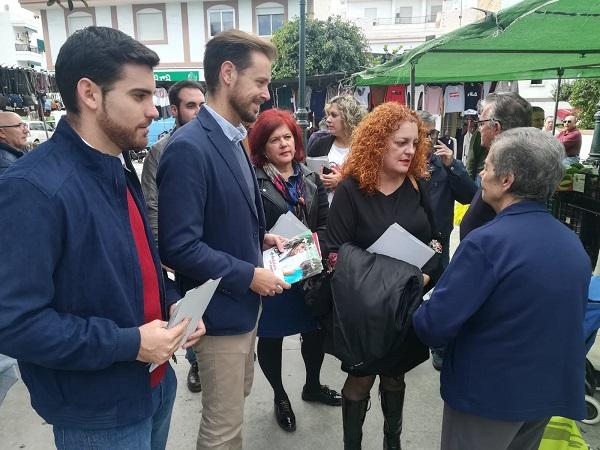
<box><xmin>367</xmin><ymin>223</ymin><xmax>435</xmax><ymax>269</ymax></box>
<box><xmin>149</xmin><ymin>278</ymin><xmax>221</xmax><ymax>372</ymax></box>
<box><xmin>263</xmin><ymin>231</ymin><xmax>323</xmax><ymax>284</ymax></box>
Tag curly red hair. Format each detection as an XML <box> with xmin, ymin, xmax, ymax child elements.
<box><xmin>248</xmin><ymin>109</ymin><xmax>305</xmax><ymax>167</ymax></box>
<box><xmin>342</xmin><ymin>102</ymin><xmax>430</xmax><ymax>194</ymax></box>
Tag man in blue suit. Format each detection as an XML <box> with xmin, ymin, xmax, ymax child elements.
<box><xmin>157</xmin><ymin>30</ymin><xmax>290</xmax><ymax>450</ymax></box>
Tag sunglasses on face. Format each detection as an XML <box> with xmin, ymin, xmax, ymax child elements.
<box><xmin>564</xmin><ymin>120</ymin><xmax>572</xmax><ymax>123</ymax></box>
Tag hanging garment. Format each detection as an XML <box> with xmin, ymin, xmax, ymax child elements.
<box><xmin>424</xmin><ymin>86</ymin><xmax>444</xmax><ymax>115</ymax></box>
<box><xmin>443</xmin><ymin>85</ymin><xmax>465</xmax><ymax>113</ymax></box>
<box><xmin>353</xmin><ymin>86</ymin><xmax>370</xmax><ymax>107</ymax></box>
<box><xmin>369</xmin><ymin>86</ymin><xmax>387</xmax><ymax>110</ymax></box>
<box><xmin>464</xmin><ymin>83</ymin><xmax>482</xmax><ymax>111</ymax></box>
<box><xmin>384</xmin><ymin>85</ymin><xmax>406</xmax><ymax>104</ymax></box>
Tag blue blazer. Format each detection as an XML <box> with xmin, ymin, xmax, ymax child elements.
<box><xmin>413</xmin><ymin>201</ymin><xmax>590</xmax><ymax>421</ymax></box>
<box><xmin>157</xmin><ymin>107</ymin><xmax>265</xmax><ymax>336</ymax></box>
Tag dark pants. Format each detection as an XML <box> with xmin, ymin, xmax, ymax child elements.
<box><xmin>53</xmin><ymin>364</ymin><xmax>177</xmax><ymax>450</ymax></box>
<box><xmin>441</xmin><ymin>403</ymin><xmax>549</xmax><ymax>450</ymax></box>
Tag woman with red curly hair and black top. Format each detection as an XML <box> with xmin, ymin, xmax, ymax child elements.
<box><xmin>249</xmin><ymin>109</ymin><xmax>342</xmax><ymax>434</ymax></box>
<box><xmin>327</xmin><ymin>102</ymin><xmax>442</xmax><ymax>450</ymax></box>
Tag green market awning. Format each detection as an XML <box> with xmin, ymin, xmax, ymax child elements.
<box><xmin>354</xmin><ymin>0</ymin><xmax>600</xmax><ymax>86</ymax></box>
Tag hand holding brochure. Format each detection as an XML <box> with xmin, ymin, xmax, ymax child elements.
<box><xmin>149</xmin><ymin>278</ymin><xmax>221</xmax><ymax>372</ymax></box>
<box><xmin>263</xmin><ymin>231</ymin><xmax>323</xmax><ymax>284</ymax></box>
<box><xmin>367</xmin><ymin>223</ymin><xmax>434</xmax><ymax>269</ymax></box>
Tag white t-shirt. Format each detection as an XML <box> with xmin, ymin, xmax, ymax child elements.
<box><xmin>327</xmin><ymin>143</ymin><xmax>349</xmax><ymax>204</ymax></box>
<box><xmin>443</xmin><ymin>85</ymin><xmax>465</xmax><ymax>113</ymax></box>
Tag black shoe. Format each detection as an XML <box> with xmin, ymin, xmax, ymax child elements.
<box><xmin>301</xmin><ymin>384</ymin><xmax>342</xmax><ymax>406</ymax></box>
<box><xmin>274</xmin><ymin>397</ymin><xmax>296</xmax><ymax>432</ymax></box>
<box><xmin>187</xmin><ymin>362</ymin><xmax>202</xmax><ymax>393</ymax></box>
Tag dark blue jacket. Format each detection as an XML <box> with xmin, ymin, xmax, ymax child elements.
<box><xmin>0</xmin><ymin>119</ymin><xmax>176</xmax><ymax>429</ymax></box>
<box><xmin>0</xmin><ymin>141</ymin><xmax>23</xmax><ymax>174</ymax></box>
<box><xmin>413</xmin><ymin>201</ymin><xmax>590</xmax><ymax>421</ymax></box>
<box><xmin>425</xmin><ymin>155</ymin><xmax>476</xmax><ymax>237</ymax></box>
<box><xmin>157</xmin><ymin>107</ymin><xmax>265</xmax><ymax>336</ymax></box>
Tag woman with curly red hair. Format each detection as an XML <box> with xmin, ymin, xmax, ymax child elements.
<box><xmin>326</xmin><ymin>102</ymin><xmax>441</xmax><ymax>449</ymax></box>
<box><xmin>248</xmin><ymin>109</ymin><xmax>341</xmax><ymax>434</ymax></box>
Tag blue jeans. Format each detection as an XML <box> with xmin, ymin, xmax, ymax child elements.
<box><xmin>53</xmin><ymin>364</ymin><xmax>177</xmax><ymax>450</ymax></box>
<box><xmin>185</xmin><ymin>347</ymin><xmax>196</xmax><ymax>364</ymax></box>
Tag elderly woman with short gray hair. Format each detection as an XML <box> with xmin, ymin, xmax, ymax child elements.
<box><xmin>413</xmin><ymin>128</ymin><xmax>591</xmax><ymax>450</ymax></box>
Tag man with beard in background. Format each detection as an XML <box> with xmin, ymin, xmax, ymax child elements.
<box><xmin>157</xmin><ymin>30</ymin><xmax>290</xmax><ymax>450</ymax></box>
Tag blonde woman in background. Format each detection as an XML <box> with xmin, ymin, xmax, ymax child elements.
<box><xmin>306</xmin><ymin>95</ymin><xmax>366</xmax><ymax>203</ymax></box>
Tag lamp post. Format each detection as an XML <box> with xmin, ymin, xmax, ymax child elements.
<box><xmin>586</xmin><ymin>99</ymin><xmax>600</xmax><ymax>165</ymax></box>
<box><xmin>296</xmin><ymin>0</ymin><xmax>310</xmax><ymax>146</ymax></box>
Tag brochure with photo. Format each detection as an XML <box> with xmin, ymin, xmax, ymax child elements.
<box><xmin>263</xmin><ymin>231</ymin><xmax>323</xmax><ymax>284</ymax></box>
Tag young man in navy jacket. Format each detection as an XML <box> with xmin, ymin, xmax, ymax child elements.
<box><xmin>0</xmin><ymin>27</ymin><xmax>205</xmax><ymax>450</ymax></box>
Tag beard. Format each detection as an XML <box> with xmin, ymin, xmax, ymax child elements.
<box><xmin>98</xmin><ymin>103</ymin><xmax>149</xmax><ymax>151</ymax></box>
<box><xmin>229</xmin><ymin>90</ymin><xmax>262</xmax><ymax>124</ymax></box>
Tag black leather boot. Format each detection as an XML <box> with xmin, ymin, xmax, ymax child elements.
<box><xmin>380</xmin><ymin>388</ymin><xmax>405</xmax><ymax>450</ymax></box>
<box><xmin>342</xmin><ymin>391</ymin><xmax>370</xmax><ymax>450</ymax></box>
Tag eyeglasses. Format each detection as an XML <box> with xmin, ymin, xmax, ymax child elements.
<box><xmin>563</xmin><ymin>120</ymin><xmax>572</xmax><ymax>123</ymax></box>
<box><xmin>427</xmin><ymin>130</ymin><xmax>440</xmax><ymax>138</ymax></box>
<box><xmin>0</xmin><ymin>122</ymin><xmax>28</xmax><ymax>129</ymax></box>
<box><xmin>476</xmin><ymin>119</ymin><xmax>494</xmax><ymax>128</ymax></box>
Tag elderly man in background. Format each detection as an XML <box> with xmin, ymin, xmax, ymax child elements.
<box><xmin>543</xmin><ymin>116</ymin><xmax>555</xmax><ymax>133</ymax></box>
<box><xmin>0</xmin><ymin>111</ymin><xmax>29</xmax><ymax>405</ymax></box>
<box><xmin>414</xmin><ymin>128</ymin><xmax>590</xmax><ymax>450</ymax></box>
<box><xmin>0</xmin><ymin>111</ymin><xmax>29</xmax><ymax>173</ymax></box>
<box><xmin>460</xmin><ymin>92</ymin><xmax>532</xmax><ymax>240</ymax></box>
<box><xmin>557</xmin><ymin>115</ymin><xmax>582</xmax><ymax>166</ymax></box>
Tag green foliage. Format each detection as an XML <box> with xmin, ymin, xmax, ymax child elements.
<box><xmin>567</xmin><ymin>79</ymin><xmax>600</xmax><ymax>129</ymax></box>
<box><xmin>46</xmin><ymin>0</ymin><xmax>88</xmax><ymax>11</ymax></box>
<box><xmin>553</xmin><ymin>81</ymin><xmax>573</xmax><ymax>102</ymax></box>
<box><xmin>271</xmin><ymin>16</ymin><xmax>371</xmax><ymax>79</ymax></box>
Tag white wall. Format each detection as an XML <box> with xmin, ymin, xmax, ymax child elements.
<box><xmin>46</xmin><ymin>7</ymin><xmax>67</xmax><ymax>66</ymax></box>
<box><xmin>0</xmin><ymin>12</ymin><xmax>17</xmax><ymax>65</ymax></box>
<box><xmin>116</xmin><ymin>4</ymin><xmax>135</xmax><ymax>37</ymax></box>
<box><xmin>146</xmin><ymin>2</ymin><xmax>184</xmax><ymax>63</ymax></box>
<box><xmin>347</xmin><ymin>0</ymin><xmax>392</xmax><ymax>19</ymax></box>
<box><xmin>238</xmin><ymin>0</ymin><xmax>253</xmax><ymax>31</ymax></box>
<box><xmin>187</xmin><ymin>1</ymin><xmax>206</xmax><ymax>62</ymax></box>
<box><xmin>94</xmin><ymin>6</ymin><xmax>112</xmax><ymax>28</ymax></box>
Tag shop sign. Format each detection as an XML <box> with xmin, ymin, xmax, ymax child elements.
<box><xmin>154</xmin><ymin>71</ymin><xmax>200</xmax><ymax>82</ymax></box>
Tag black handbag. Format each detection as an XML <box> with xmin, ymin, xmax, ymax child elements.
<box><xmin>302</xmin><ymin>266</ymin><xmax>333</xmax><ymax>318</ymax></box>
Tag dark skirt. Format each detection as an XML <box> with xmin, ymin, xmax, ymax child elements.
<box><xmin>258</xmin><ymin>284</ymin><xmax>318</xmax><ymax>338</ymax></box>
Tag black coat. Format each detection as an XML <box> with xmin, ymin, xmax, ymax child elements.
<box><xmin>329</xmin><ymin>243</ymin><xmax>429</xmax><ymax>376</ymax></box>
<box><xmin>255</xmin><ymin>164</ymin><xmax>329</xmax><ymax>254</ymax></box>
<box><xmin>306</xmin><ymin>134</ymin><xmax>335</xmax><ymax>158</ymax></box>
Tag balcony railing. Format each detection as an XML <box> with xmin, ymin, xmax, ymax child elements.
<box><xmin>15</xmin><ymin>43</ymin><xmax>40</xmax><ymax>53</ymax></box>
<box><xmin>368</xmin><ymin>14</ymin><xmax>440</xmax><ymax>26</ymax></box>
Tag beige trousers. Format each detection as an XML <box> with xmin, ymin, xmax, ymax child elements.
<box><xmin>194</xmin><ymin>321</ymin><xmax>258</xmax><ymax>450</ymax></box>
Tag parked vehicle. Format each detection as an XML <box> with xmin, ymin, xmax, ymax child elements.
<box><xmin>26</xmin><ymin>120</ymin><xmax>55</xmax><ymax>147</ymax></box>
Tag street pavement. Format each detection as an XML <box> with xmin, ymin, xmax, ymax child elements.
<box><xmin>1</xmin><ymin>223</ymin><xmax>599</xmax><ymax>450</ymax></box>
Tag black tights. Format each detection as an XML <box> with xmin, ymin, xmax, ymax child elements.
<box><xmin>257</xmin><ymin>329</ymin><xmax>325</xmax><ymax>401</ymax></box>
<box><xmin>342</xmin><ymin>374</ymin><xmax>405</xmax><ymax>401</ymax></box>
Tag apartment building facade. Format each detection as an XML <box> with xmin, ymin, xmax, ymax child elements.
<box><xmin>0</xmin><ymin>0</ymin><xmax>46</xmax><ymax>68</ymax></box>
<box><xmin>18</xmin><ymin>0</ymin><xmax>313</xmax><ymax>80</ymax></box>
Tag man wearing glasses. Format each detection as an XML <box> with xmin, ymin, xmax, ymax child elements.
<box><xmin>460</xmin><ymin>92</ymin><xmax>532</xmax><ymax>240</ymax></box>
<box><xmin>0</xmin><ymin>112</ymin><xmax>29</xmax><ymax>174</ymax></box>
<box><xmin>557</xmin><ymin>115</ymin><xmax>582</xmax><ymax>166</ymax></box>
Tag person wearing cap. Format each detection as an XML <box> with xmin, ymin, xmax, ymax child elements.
<box><xmin>460</xmin><ymin>110</ymin><xmax>478</xmax><ymax>166</ymax></box>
